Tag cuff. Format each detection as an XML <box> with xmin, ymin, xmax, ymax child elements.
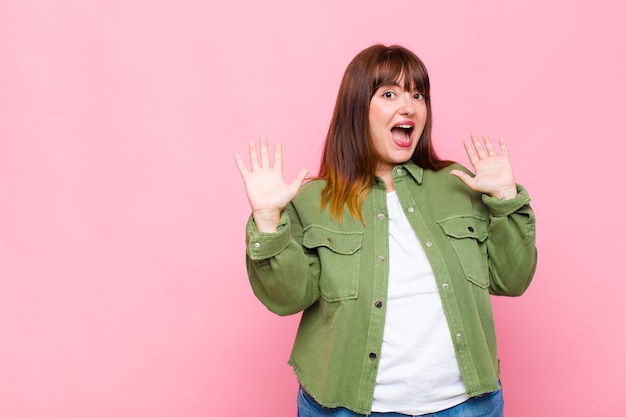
<box><xmin>245</xmin><ymin>211</ymin><xmax>291</xmax><ymax>260</ymax></box>
<box><xmin>482</xmin><ymin>184</ymin><xmax>532</xmax><ymax>217</ymax></box>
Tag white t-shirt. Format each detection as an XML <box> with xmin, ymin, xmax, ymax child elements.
<box><xmin>371</xmin><ymin>191</ymin><xmax>469</xmax><ymax>414</ymax></box>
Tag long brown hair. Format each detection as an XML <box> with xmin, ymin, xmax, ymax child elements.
<box><xmin>319</xmin><ymin>44</ymin><xmax>451</xmax><ymax>222</ymax></box>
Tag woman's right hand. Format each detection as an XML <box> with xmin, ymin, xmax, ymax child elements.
<box><xmin>234</xmin><ymin>136</ymin><xmax>308</xmax><ymax>233</ymax></box>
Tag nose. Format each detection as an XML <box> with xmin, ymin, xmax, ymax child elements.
<box><xmin>399</xmin><ymin>92</ymin><xmax>416</xmax><ymax>115</ymax></box>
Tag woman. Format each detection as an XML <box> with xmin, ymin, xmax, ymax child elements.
<box><xmin>235</xmin><ymin>44</ymin><xmax>537</xmax><ymax>417</ymax></box>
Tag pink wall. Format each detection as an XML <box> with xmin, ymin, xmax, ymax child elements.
<box><xmin>1</xmin><ymin>0</ymin><xmax>625</xmax><ymax>415</ymax></box>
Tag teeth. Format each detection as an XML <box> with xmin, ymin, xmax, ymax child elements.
<box><xmin>396</xmin><ymin>124</ymin><xmax>412</xmax><ymax>129</ymax></box>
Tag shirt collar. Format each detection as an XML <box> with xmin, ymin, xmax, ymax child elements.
<box><xmin>373</xmin><ymin>161</ymin><xmax>424</xmax><ymax>189</ymax></box>
<box><xmin>401</xmin><ymin>161</ymin><xmax>424</xmax><ymax>184</ymax></box>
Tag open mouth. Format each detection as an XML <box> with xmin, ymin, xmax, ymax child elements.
<box><xmin>391</xmin><ymin>124</ymin><xmax>414</xmax><ymax>145</ymax></box>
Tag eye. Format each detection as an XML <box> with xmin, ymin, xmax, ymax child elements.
<box><xmin>382</xmin><ymin>91</ymin><xmax>396</xmax><ymax>99</ymax></box>
<box><xmin>413</xmin><ymin>93</ymin><xmax>425</xmax><ymax>100</ymax></box>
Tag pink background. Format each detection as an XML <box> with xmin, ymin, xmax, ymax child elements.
<box><xmin>1</xmin><ymin>0</ymin><xmax>625</xmax><ymax>415</ymax></box>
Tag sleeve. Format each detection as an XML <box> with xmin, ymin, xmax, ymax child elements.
<box><xmin>482</xmin><ymin>184</ymin><xmax>538</xmax><ymax>296</ymax></box>
<box><xmin>245</xmin><ymin>206</ymin><xmax>321</xmax><ymax>316</ymax></box>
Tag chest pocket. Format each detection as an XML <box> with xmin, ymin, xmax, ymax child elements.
<box><xmin>437</xmin><ymin>215</ymin><xmax>489</xmax><ymax>289</ymax></box>
<box><xmin>302</xmin><ymin>225</ymin><xmax>363</xmax><ymax>302</ymax></box>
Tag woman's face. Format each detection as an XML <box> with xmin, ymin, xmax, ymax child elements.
<box><xmin>368</xmin><ymin>81</ymin><xmax>427</xmax><ymax>179</ymax></box>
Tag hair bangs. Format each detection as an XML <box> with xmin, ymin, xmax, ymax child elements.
<box><xmin>372</xmin><ymin>48</ymin><xmax>430</xmax><ymax>96</ymax></box>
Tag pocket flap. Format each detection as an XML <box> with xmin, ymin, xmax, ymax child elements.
<box><xmin>302</xmin><ymin>225</ymin><xmax>363</xmax><ymax>255</ymax></box>
<box><xmin>437</xmin><ymin>215</ymin><xmax>488</xmax><ymax>242</ymax></box>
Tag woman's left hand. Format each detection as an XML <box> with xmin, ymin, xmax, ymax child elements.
<box><xmin>450</xmin><ymin>134</ymin><xmax>518</xmax><ymax>200</ymax></box>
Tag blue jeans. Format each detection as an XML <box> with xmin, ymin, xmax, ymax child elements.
<box><xmin>297</xmin><ymin>386</ymin><xmax>503</xmax><ymax>417</ymax></box>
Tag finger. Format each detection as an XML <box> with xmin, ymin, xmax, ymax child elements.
<box><xmin>463</xmin><ymin>139</ymin><xmax>479</xmax><ymax>165</ymax></box>
<box><xmin>259</xmin><ymin>135</ymin><xmax>271</xmax><ymax>168</ymax></box>
<box><xmin>234</xmin><ymin>153</ymin><xmax>249</xmax><ymax>177</ymax></box>
<box><xmin>249</xmin><ymin>140</ymin><xmax>259</xmax><ymax>170</ymax></box>
<box><xmin>274</xmin><ymin>141</ymin><xmax>283</xmax><ymax>172</ymax></box>
<box><xmin>471</xmin><ymin>133</ymin><xmax>488</xmax><ymax>159</ymax></box>
<box><xmin>499</xmin><ymin>137</ymin><xmax>509</xmax><ymax>157</ymax></box>
<box><xmin>483</xmin><ymin>134</ymin><xmax>497</xmax><ymax>156</ymax></box>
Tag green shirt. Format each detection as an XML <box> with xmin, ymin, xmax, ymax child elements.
<box><xmin>245</xmin><ymin>161</ymin><xmax>537</xmax><ymax>415</ymax></box>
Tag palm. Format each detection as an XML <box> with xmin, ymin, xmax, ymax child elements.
<box><xmin>235</xmin><ymin>137</ymin><xmax>308</xmax><ymax>231</ymax></box>
<box><xmin>451</xmin><ymin>135</ymin><xmax>517</xmax><ymax>200</ymax></box>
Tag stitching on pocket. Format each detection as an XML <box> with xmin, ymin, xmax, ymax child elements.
<box><xmin>437</xmin><ymin>215</ymin><xmax>489</xmax><ymax>289</ymax></box>
<box><xmin>303</xmin><ymin>225</ymin><xmax>363</xmax><ymax>302</ymax></box>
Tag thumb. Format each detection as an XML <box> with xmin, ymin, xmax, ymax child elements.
<box><xmin>288</xmin><ymin>169</ymin><xmax>309</xmax><ymax>194</ymax></box>
<box><xmin>450</xmin><ymin>169</ymin><xmax>474</xmax><ymax>189</ymax></box>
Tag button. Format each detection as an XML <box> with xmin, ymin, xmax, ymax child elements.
<box><xmin>396</xmin><ymin>168</ymin><xmax>403</xmax><ymax>175</ymax></box>
<box><xmin>378</xmin><ymin>255</ymin><xmax>386</xmax><ymax>261</ymax></box>
<box><xmin>468</xmin><ymin>226</ymin><xmax>474</xmax><ymax>233</ymax></box>
<box><xmin>369</xmin><ymin>352</ymin><xmax>377</xmax><ymax>360</ymax></box>
<box><xmin>253</xmin><ymin>242</ymin><xmax>261</xmax><ymax>249</ymax></box>
<box><xmin>456</xmin><ymin>333</ymin><xmax>462</xmax><ymax>340</ymax></box>
<box><xmin>377</xmin><ymin>213</ymin><xmax>385</xmax><ymax>220</ymax></box>
<box><xmin>407</xmin><ymin>207</ymin><xmax>414</xmax><ymax>213</ymax></box>
<box><xmin>374</xmin><ymin>300</ymin><xmax>383</xmax><ymax>308</ymax></box>
<box><xmin>442</xmin><ymin>283</ymin><xmax>449</xmax><ymax>289</ymax></box>
<box><xmin>425</xmin><ymin>241</ymin><xmax>433</xmax><ymax>247</ymax></box>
